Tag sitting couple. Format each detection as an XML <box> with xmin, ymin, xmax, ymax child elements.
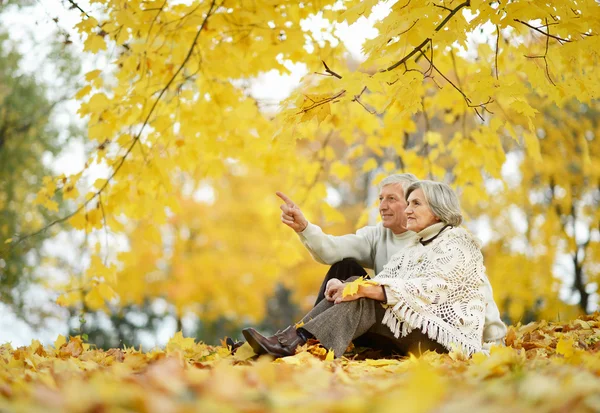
<box><xmin>242</xmin><ymin>174</ymin><xmax>507</xmax><ymax>358</ymax></box>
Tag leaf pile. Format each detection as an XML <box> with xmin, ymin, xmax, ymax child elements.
<box><xmin>2</xmin><ymin>315</ymin><xmax>600</xmax><ymax>412</ymax></box>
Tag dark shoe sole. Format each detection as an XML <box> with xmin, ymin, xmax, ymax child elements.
<box><xmin>242</xmin><ymin>328</ymin><xmax>268</xmax><ymax>355</ymax></box>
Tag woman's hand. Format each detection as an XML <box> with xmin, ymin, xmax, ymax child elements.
<box><xmin>331</xmin><ymin>284</ymin><xmax>386</xmax><ymax>304</ymax></box>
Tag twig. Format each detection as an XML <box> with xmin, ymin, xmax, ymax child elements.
<box><xmin>145</xmin><ymin>0</ymin><xmax>167</xmax><ymax>44</ymax></box>
<box><xmin>65</xmin><ymin>0</ymin><xmax>92</xmax><ymax>20</ymax></box>
<box><xmin>449</xmin><ymin>49</ymin><xmax>463</xmax><ymax>90</ymax></box>
<box><xmin>296</xmin><ymin>90</ymin><xmax>346</xmax><ymax>114</ymax></box>
<box><xmin>383</xmin><ymin>38</ymin><xmax>429</xmax><ymax>72</ymax></box>
<box><xmin>524</xmin><ymin>19</ymin><xmax>556</xmax><ymax>86</ymax></box>
<box><xmin>98</xmin><ymin>193</ymin><xmax>109</xmax><ymax>265</ymax></box>
<box><xmin>515</xmin><ymin>19</ymin><xmax>571</xmax><ymax>43</ymax></box>
<box><xmin>433</xmin><ymin>4</ymin><xmax>453</xmax><ymax>12</ymax></box>
<box><xmin>417</xmin><ymin>48</ymin><xmax>492</xmax><ymax>121</ymax></box>
<box><xmin>495</xmin><ymin>25</ymin><xmax>500</xmax><ymax>80</ymax></box>
<box><xmin>322</xmin><ymin>61</ymin><xmax>342</xmax><ymax>79</ymax></box>
<box><xmin>352</xmin><ymin>87</ymin><xmax>376</xmax><ymax>114</ymax></box>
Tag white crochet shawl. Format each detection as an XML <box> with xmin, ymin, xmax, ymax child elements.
<box><xmin>374</xmin><ymin>226</ymin><xmax>487</xmax><ymax>356</ymax></box>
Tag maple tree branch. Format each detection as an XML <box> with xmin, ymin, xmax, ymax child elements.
<box><xmin>321</xmin><ymin>61</ymin><xmax>342</xmax><ymax>79</ymax></box>
<box><xmin>145</xmin><ymin>0</ymin><xmax>168</xmax><ymax>44</ymax></box>
<box><xmin>384</xmin><ymin>0</ymin><xmax>470</xmax><ymax>72</ymax></box>
<box><xmin>98</xmin><ymin>193</ymin><xmax>109</xmax><ymax>265</ymax></box>
<box><xmin>297</xmin><ymin>90</ymin><xmax>346</xmax><ymax>114</ymax></box>
<box><xmin>436</xmin><ymin>0</ymin><xmax>470</xmax><ymax>31</ymax></box>
<box><xmin>384</xmin><ymin>39</ymin><xmax>429</xmax><ymax>72</ymax></box>
<box><xmin>449</xmin><ymin>49</ymin><xmax>463</xmax><ymax>91</ymax></box>
<box><xmin>417</xmin><ymin>48</ymin><xmax>492</xmax><ymax>121</ymax></box>
<box><xmin>495</xmin><ymin>25</ymin><xmax>500</xmax><ymax>80</ymax></box>
<box><xmin>515</xmin><ymin>19</ymin><xmax>571</xmax><ymax>43</ymax></box>
<box><xmin>425</xmin><ymin>39</ymin><xmax>434</xmax><ymax>77</ymax></box>
<box><xmin>388</xmin><ymin>19</ymin><xmax>420</xmax><ymax>44</ymax></box>
<box><xmin>65</xmin><ymin>0</ymin><xmax>92</xmax><ymax>20</ymax></box>
<box><xmin>524</xmin><ymin>19</ymin><xmax>556</xmax><ymax>86</ymax></box>
<box><xmin>5</xmin><ymin>0</ymin><xmax>220</xmax><ymax>251</ymax></box>
<box><xmin>352</xmin><ymin>86</ymin><xmax>376</xmax><ymax>114</ymax></box>
<box><xmin>433</xmin><ymin>3</ymin><xmax>453</xmax><ymax>12</ymax></box>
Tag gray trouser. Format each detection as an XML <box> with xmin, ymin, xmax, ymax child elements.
<box><xmin>301</xmin><ymin>297</ymin><xmax>448</xmax><ymax>358</ymax></box>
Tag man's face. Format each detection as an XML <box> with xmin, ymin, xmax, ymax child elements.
<box><xmin>379</xmin><ymin>183</ymin><xmax>408</xmax><ymax>234</ymax></box>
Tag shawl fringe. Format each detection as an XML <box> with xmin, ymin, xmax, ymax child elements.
<box><xmin>383</xmin><ymin>304</ymin><xmax>480</xmax><ymax>357</ymax></box>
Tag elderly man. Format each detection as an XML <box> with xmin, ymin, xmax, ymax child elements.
<box><xmin>276</xmin><ymin>174</ymin><xmax>507</xmax><ymax>350</ymax></box>
<box><xmin>277</xmin><ymin>174</ymin><xmax>419</xmax><ymax>305</ymax></box>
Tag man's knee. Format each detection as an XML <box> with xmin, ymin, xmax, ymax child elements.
<box><xmin>328</xmin><ymin>259</ymin><xmax>367</xmax><ymax>280</ymax></box>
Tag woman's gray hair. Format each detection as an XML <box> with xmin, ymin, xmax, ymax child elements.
<box><xmin>378</xmin><ymin>173</ymin><xmax>418</xmax><ymax>192</ymax></box>
<box><xmin>405</xmin><ymin>180</ymin><xmax>463</xmax><ymax>226</ymax></box>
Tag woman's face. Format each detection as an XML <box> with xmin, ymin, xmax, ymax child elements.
<box><xmin>405</xmin><ymin>188</ymin><xmax>439</xmax><ymax>232</ymax></box>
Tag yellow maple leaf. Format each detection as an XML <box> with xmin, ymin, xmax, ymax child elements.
<box><xmin>74</xmin><ymin>85</ymin><xmax>92</xmax><ymax>100</ymax></box>
<box><xmin>556</xmin><ymin>337</ymin><xmax>575</xmax><ymax>358</ymax></box>
<box><xmin>84</xmin><ymin>34</ymin><xmax>107</xmax><ymax>53</ymax></box>
<box><xmin>84</xmin><ymin>287</ymin><xmax>105</xmax><ymax>310</ymax></box>
<box><xmin>342</xmin><ymin>277</ymin><xmax>377</xmax><ymax>298</ymax></box>
<box><xmin>56</xmin><ymin>291</ymin><xmax>81</xmax><ymax>307</ymax></box>
<box><xmin>232</xmin><ymin>342</ymin><xmax>256</xmax><ymax>361</ymax></box>
<box><xmin>166</xmin><ymin>331</ymin><xmax>196</xmax><ymax>353</ymax></box>
<box><xmin>53</xmin><ymin>335</ymin><xmax>67</xmax><ymax>350</ymax></box>
<box><xmin>362</xmin><ymin>158</ymin><xmax>378</xmax><ymax>173</ymax></box>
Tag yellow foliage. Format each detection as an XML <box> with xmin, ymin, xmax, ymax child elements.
<box><xmin>342</xmin><ymin>277</ymin><xmax>378</xmax><ymax>298</ymax></box>
<box><xmin>2</xmin><ymin>315</ymin><xmax>600</xmax><ymax>411</ymax></box>
<box><xmin>20</xmin><ymin>0</ymin><xmax>598</xmax><ymax>328</ymax></box>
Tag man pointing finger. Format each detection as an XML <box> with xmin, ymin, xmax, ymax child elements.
<box><xmin>276</xmin><ymin>191</ymin><xmax>308</xmax><ymax>232</ymax></box>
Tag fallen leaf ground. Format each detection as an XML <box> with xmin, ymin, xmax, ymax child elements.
<box><xmin>2</xmin><ymin>314</ymin><xmax>600</xmax><ymax>413</ymax></box>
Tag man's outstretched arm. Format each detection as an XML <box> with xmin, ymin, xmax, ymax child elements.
<box><xmin>276</xmin><ymin>191</ymin><xmax>376</xmax><ymax>269</ymax></box>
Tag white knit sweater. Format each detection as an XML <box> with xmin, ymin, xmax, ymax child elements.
<box><xmin>298</xmin><ymin>222</ymin><xmax>416</xmax><ymax>275</ymax></box>
<box><xmin>374</xmin><ymin>223</ymin><xmax>505</xmax><ymax>355</ymax></box>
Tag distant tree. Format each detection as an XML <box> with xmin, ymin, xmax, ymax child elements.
<box><xmin>0</xmin><ymin>16</ymin><xmax>80</xmax><ymax>324</ymax></box>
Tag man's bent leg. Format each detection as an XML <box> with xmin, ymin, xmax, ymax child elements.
<box><xmin>302</xmin><ymin>298</ymin><xmax>379</xmax><ymax>357</ymax></box>
<box><xmin>314</xmin><ymin>259</ymin><xmax>367</xmax><ymax>307</ymax></box>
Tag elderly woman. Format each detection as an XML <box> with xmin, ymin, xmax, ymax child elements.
<box><xmin>243</xmin><ymin>181</ymin><xmax>502</xmax><ymax>358</ymax></box>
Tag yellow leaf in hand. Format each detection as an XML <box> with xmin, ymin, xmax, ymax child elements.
<box><xmin>342</xmin><ymin>277</ymin><xmax>377</xmax><ymax>298</ymax></box>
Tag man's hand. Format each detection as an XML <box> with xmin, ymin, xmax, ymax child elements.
<box><xmin>276</xmin><ymin>191</ymin><xmax>308</xmax><ymax>232</ymax></box>
<box><xmin>325</xmin><ymin>278</ymin><xmax>343</xmax><ymax>302</ymax></box>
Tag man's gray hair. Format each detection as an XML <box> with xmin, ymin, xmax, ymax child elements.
<box><xmin>405</xmin><ymin>180</ymin><xmax>463</xmax><ymax>226</ymax></box>
<box><xmin>378</xmin><ymin>173</ymin><xmax>419</xmax><ymax>192</ymax></box>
